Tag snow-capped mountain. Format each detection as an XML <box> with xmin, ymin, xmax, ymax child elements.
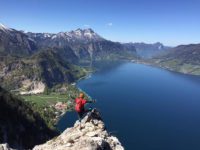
<box><xmin>62</xmin><ymin>28</ymin><xmax>104</xmax><ymax>41</ymax></box>
<box><xmin>25</xmin><ymin>28</ymin><xmax>136</xmax><ymax>60</ymax></box>
<box><xmin>0</xmin><ymin>23</ymin><xmax>13</xmax><ymax>32</ymax></box>
<box><xmin>26</xmin><ymin>28</ymin><xmax>104</xmax><ymax>43</ymax></box>
<box><xmin>0</xmin><ymin>24</ymin><xmax>137</xmax><ymax>60</ymax></box>
<box><xmin>0</xmin><ymin>23</ymin><xmax>37</xmax><ymax>56</ymax></box>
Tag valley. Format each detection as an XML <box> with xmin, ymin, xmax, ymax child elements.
<box><xmin>1</xmin><ymin>23</ymin><xmax>200</xmax><ymax>149</ymax></box>
<box><xmin>1</xmin><ymin>0</ymin><xmax>200</xmax><ymax>149</ymax></box>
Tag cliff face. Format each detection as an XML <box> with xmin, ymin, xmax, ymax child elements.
<box><xmin>0</xmin><ymin>49</ymin><xmax>86</xmax><ymax>91</ymax></box>
<box><xmin>33</xmin><ymin>109</ymin><xmax>124</xmax><ymax>150</ymax></box>
<box><xmin>0</xmin><ymin>86</ymin><xmax>57</xmax><ymax>149</ymax></box>
<box><xmin>0</xmin><ymin>24</ymin><xmax>37</xmax><ymax>56</ymax></box>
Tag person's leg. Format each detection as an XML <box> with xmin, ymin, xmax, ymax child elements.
<box><xmin>78</xmin><ymin>111</ymin><xmax>85</xmax><ymax>121</ymax></box>
<box><xmin>78</xmin><ymin>112</ymin><xmax>82</xmax><ymax>122</ymax></box>
<box><xmin>78</xmin><ymin>108</ymin><xmax>92</xmax><ymax>120</ymax></box>
<box><xmin>78</xmin><ymin>111</ymin><xmax>84</xmax><ymax>129</ymax></box>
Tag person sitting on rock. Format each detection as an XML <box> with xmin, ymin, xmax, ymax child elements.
<box><xmin>75</xmin><ymin>92</ymin><xmax>95</xmax><ymax>122</ymax></box>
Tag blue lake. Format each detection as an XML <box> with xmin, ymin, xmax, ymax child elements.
<box><xmin>58</xmin><ymin>62</ymin><xmax>200</xmax><ymax>150</ymax></box>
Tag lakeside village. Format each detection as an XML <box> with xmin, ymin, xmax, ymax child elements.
<box><xmin>18</xmin><ymin>82</ymin><xmax>91</xmax><ymax>125</ymax></box>
<box><xmin>53</xmin><ymin>102</ymin><xmax>68</xmax><ymax>118</ymax></box>
<box><xmin>10</xmin><ymin>72</ymin><xmax>93</xmax><ymax>126</ymax></box>
<box><xmin>29</xmin><ymin>100</ymin><xmax>69</xmax><ymax>125</ymax></box>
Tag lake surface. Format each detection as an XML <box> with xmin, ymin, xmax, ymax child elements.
<box><xmin>58</xmin><ymin>62</ymin><xmax>200</xmax><ymax>150</ymax></box>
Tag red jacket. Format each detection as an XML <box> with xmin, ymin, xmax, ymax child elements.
<box><xmin>75</xmin><ymin>97</ymin><xmax>87</xmax><ymax>112</ymax></box>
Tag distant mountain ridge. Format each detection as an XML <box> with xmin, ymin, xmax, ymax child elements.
<box><xmin>125</xmin><ymin>42</ymin><xmax>171</xmax><ymax>58</ymax></box>
<box><xmin>26</xmin><ymin>28</ymin><xmax>104</xmax><ymax>43</ymax></box>
<box><xmin>0</xmin><ymin>24</ymin><xmax>137</xmax><ymax>61</ymax></box>
<box><xmin>26</xmin><ymin>28</ymin><xmax>137</xmax><ymax>61</ymax></box>
<box><xmin>152</xmin><ymin>43</ymin><xmax>200</xmax><ymax>75</ymax></box>
<box><xmin>0</xmin><ymin>23</ymin><xmax>174</xmax><ymax>91</ymax></box>
<box><xmin>0</xmin><ymin>24</ymin><xmax>137</xmax><ymax>91</ymax></box>
<box><xmin>0</xmin><ymin>23</ymin><xmax>172</xmax><ymax>61</ymax></box>
<box><xmin>156</xmin><ymin>44</ymin><xmax>200</xmax><ymax>63</ymax></box>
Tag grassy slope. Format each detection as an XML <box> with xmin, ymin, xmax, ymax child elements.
<box><xmin>153</xmin><ymin>59</ymin><xmax>200</xmax><ymax>75</ymax></box>
<box><xmin>21</xmin><ymin>85</ymin><xmax>81</xmax><ymax>108</ymax></box>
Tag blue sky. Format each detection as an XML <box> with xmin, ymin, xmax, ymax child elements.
<box><xmin>0</xmin><ymin>0</ymin><xmax>199</xmax><ymax>46</ymax></box>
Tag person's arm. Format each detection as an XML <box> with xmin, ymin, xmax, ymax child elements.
<box><xmin>86</xmin><ymin>99</ymin><xmax>96</xmax><ymax>103</ymax></box>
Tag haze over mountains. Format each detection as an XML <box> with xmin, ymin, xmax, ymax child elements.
<box><xmin>127</xmin><ymin>42</ymin><xmax>171</xmax><ymax>58</ymax></box>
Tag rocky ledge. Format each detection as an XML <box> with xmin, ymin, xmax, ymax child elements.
<box><xmin>0</xmin><ymin>144</ymin><xmax>14</xmax><ymax>150</ymax></box>
<box><xmin>33</xmin><ymin>109</ymin><xmax>124</xmax><ymax>150</ymax></box>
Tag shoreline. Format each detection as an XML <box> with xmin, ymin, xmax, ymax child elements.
<box><xmin>131</xmin><ymin>59</ymin><xmax>200</xmax><ymax>78</ymax></box>
<box><xmin>25</xmin><ymin>59</ymin><xmax>200</xmax><ymax>131</ymax></box>
<box><xmin>55</xmin><ymin>71</ymin><xmax>94</xmax><ymax>130</ymax></box>
<box><xmin>56</xmin><ymin>59</ymin><xmax>200</xmax><ymax>132</ymax></box>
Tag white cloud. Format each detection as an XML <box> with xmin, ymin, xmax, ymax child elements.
<box><xmin>106</xmin><ymin>22</ymin><xmax>113</xmax><ymax>27</ymax></box>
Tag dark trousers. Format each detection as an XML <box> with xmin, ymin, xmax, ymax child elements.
<box><xmin>77</xmin><ymin>109</ymin><xmax>90</xmax><ymax>121</ymax></box>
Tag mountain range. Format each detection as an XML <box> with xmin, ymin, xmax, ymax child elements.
<box><xmin>151</xmin><ymin>44</ymin><xmax>200</xmax><ymax>75</ymax></box>
<box><xmin>0</xmin><ymin>23</ymin><xmax>37</xmax><ymax>56</ymax></box>
<box><xmin>126</xmin><ymin>42</ymin><xmax>171</xmax><ymax>58</ymax></box>
<box><xmin>0</xmin><ymin>23</ymin><xmax>172</xmax><ymax>62</ymax></box>
<box><xmin>0</xmin><ymin>24</ymin><xmax>137</xmax><ymax>61</ymax></box>
<box><xmin>0</xmin><ymin>24</ymin><xmax>138</xmax><ymax>92</ymax></box>
<box><xmin>2</xmin><ymin>22</ymin><xmax>199</xmax><ymax>91</ymax></box>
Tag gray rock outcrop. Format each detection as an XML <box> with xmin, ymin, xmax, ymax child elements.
<box><xmin>33</xmin><ymin>109</ymin><xmax>124</xmax><ymax>150</ymax></box>
<box><xmin>0</xmin><ymin>144</ymin><xmax>14</xmax><ymax>150</ymax></box>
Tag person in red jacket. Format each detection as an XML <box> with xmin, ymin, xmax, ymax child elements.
<box><xmin>75</xmin><ymin>92</ymin><xmax>95</xmax><ymax>122</ymax></box>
